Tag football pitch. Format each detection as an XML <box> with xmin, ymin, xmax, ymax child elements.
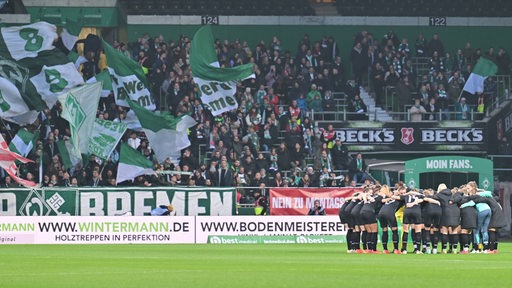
<box><xmin>1</xmin><ymin>243</ymin><xmax>511</xmax><ymax>288</ymax></box>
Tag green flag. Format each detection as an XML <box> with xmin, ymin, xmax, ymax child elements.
<box><xmin>8</xmin><ymin>128</ymin><xmax>37</xmax><ymax>157</ymax></box>
<box><xmin>57</xmin><ymin>82</ymin><xmax>102</xmax><ymax>155</ymax></box>
<box><xmin>463</xmin><ymin>57</ymin><xmax>498</xmax><ymax>94</ymax></box>
<box><xmin>190</xmin><ymin>25</ymin><xmax>254</xmax><ymax>115</ymax></box>
<box><xmin>128</xmin><ymin>100</ymin><xmax>196</xmax><ymax>163</ymax></box>
<box><xmin>0</xmin><ymin>77</ymin><xmax>36</xmax><ymax>123</ymax></box>
<box><xmin>60</xmin><ymin>18</ymin><xmax>81</xmax><ymax>51</ymax></box>
<box><xmin>56</xmin><ymin>139</ymin><xmax>82</xmax><ymax>169</ymax></box>
<box><xmin>88</xmin><ymin>118</ymin><xmax>127</xmax><ymax>160</ymax></box>
<box><xmin>0</xmin><ymin>21</ymin><xmax>87</xmax><ymax>113</ymax></box>
<box><xmin>102</xmin><ymin>39</ymin><xmax>155</xmax><ymax>110</ymax></box>
<box><xmin>0</xmin><ymin>48</ymin><xmax>84</xmax><ymax>112</ymax></box>
<box><xmin>86</xmin><ymin>70</ymin><xmax>113</xmax><ymax>97</ymax></box>
<box><xmin>116</xmin><ymin>142</ymin><xmax>154</xmax><ymax>184</ymax></box>
<box><xmin>0</xmin><ymin>21</ymin><xmax>57</xmax><ymax>61</ymax></box>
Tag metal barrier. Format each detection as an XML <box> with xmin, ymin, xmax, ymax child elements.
<box><xmin>402</xmin><ymin>104</ymin><xmax>479</xmax><ymax>121</ymax></box>
<box><xmin>488</xmin><ymin>75</ymin><xmax>512</xmax><ymax>113</ymax></box>
<box><xmin>487</xmin><ymin>155</ymin><xmax>512</xmax><ymax>181</ymax></box>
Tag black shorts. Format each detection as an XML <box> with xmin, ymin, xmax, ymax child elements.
<box><xmin>403</xmin><ymin>209</ymin><xmax>422</xmax><ymax>225</ymax></box>
<box><xmin>343</xmin><ymin>202</ymin><xmax>357</xmax><ymax>228</ymax></box>
<box><xmin>338</xmin><ymin>208</ymin><xmax>349</xmax><ymax>224</ymax></box>
<box><xmin>360</xmin><ymin>210</ymin><xmax>377</xmax><ymax>225</ymax></box>
<box><xmin>423</xmin><ymin>210</ymin><xmax>442</xmax><ymax>227</ymax></box>
<box><xmin>378</xmin><ymin>212</ymin><xmax>398</xmax><ymax>228</ymax></box>
<box><xmin>350</xmin><ymin>204</ymin><xmax>364</xmax><ymax>226</ymax></box>
<box><xmin>460</xmin><ymin>207</ymin><xmax>477</xmax><ymax>229</ymax></box>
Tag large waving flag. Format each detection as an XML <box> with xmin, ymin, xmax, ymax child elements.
<box><xmin>463</xmin><ymin>57</ymin><xmax>498</xmax><ymax>94</ymax></box>
<box><xmin>102</xmin><ymin>39</ymin><xmax>156</xmax><ymax>110</ymax></box>
<box><xmin>30</xmin><ymin>61</ymin><xmax>85</xmax><ymax>108</ymax></box>
<box><xmin>0</xmin><ymin>77</ymin><xmax>34</xmax><ymax>119</ymax></box>
<box><xmin>116</xmin><ymin>142</ymin><xmax>154</xmax><ymax>184</ymax></box>
<box><xmin>0</xmin><ymin>22</ymin><xmax>58</xmax><ymax>61</ymax></box>
<box><xmin>0</xmin><ymin>21</ymin><xmax>84</xmax><ymax>127</ymax></box>
<box><xmin>190</xmin><ymin>25</ymin><xmax>254</xmax><ymax>116</ymax></box>
<box><xmin>60</xmin><ymin>19</ymin><xmax>81</xmax><ymax>51</ymax></box>
<box><xmin>56</xmin><ymin>139</ymin><xmax>82</xmax><ymax>170</ymax></box>
<box><xmin>128</xmin><ymin>100</ymin><xmax>196</xmax><ymax>163</ymax></box>
<box><xmin>8</xmin><ymin>128</ymin><xmax>38</xmax><ymax>157</ymax></box>
<box><xmin>88</xmin><ymin>118</ymin><xmax>128</xmax><ymax>160</ymax></box>
<box><xmin>57</xmin><ymin>82</ymin><xmax>102</xmax><ymax>160</ymax></box>
<box><xmin>0</xmin><ymin>134</ymin><xmax>37</xmax><ymax>187</ymax></box>
<box><xmin>86</xmin><ymin>70</ymin><xmax>113</xmax><ymax>97</ymax></box>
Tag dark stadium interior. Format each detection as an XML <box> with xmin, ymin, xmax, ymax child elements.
<box><xmin>113</xmin><ymin>0</ymin><xmax>512</xmax><ymax>17</ymax></box>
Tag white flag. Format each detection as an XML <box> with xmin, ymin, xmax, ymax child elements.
<box><xmin>190</xmin><ymin>26</ymin><xmax>254</xmax><ymax>116</ymax></box>
<box><xmin>116</xmin><ymin>142</ymin><xmax>154</xmax><ymax>184</ymax></box>
<box><xmin>30</xmin><ymin>63</ymin><xmax>85</xmax><ymax>108</ymax></box>
<box><xmin>102</xmin><ymin>39</ymin><xmax>155</xmax><ymax>110</ymax></box>
<box><xmin>88</xmin><ymin>119</ymin><xmax>128</xmax><ymax>160</ymax></box>
<box><xmin>57</xmin><ymin>82</ymin><xmax>102</xmax><ymax>154</ymax></box>
<box><xmin>0</xmin><ymin>21</ymin><xmax>58</xmax><ymax>60</ymax></box>
<box><xmin>0</xmin><ymin>77</ymin><xmax>33</xmax><ymax>118</ymax></box>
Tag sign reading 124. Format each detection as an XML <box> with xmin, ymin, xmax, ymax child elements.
<box><xmin>201</xmin><ymin>15</ymin><xmax>219</xmax><ymax>25</ymax></box>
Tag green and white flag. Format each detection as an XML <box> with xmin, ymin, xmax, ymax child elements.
<box><xmin>102</xmin><ymin>39</ymin><xmax>155</xmax><ymax>110</ymax></box>
<box><xmin>128</xmin><ymin>100</ymin><xmax>196</xmax><ymax>163</ymax></box>
<box><xmin>68</xmin><ymin>50</ymin><xmax>88</xmax><ymax>69</ymax></box>
<box><xmin>0</xmin><ymin>77</ymin><xmax>33</xmax><ymax>118</ymax></box>
<box><xmin>57</xmin><ymin>82</ymin><xmax>102</xmax><ymax>155</ymax></box>
<box><xmin>86</xmin><ymin>70</ymin><xmax>113</xmax><ymax>97</ymax></box>
<box><xmin>56</xmin><ymin>139</ymin><xmax>82</xmax><ymax>170</ymax></box>
<box><xmin>60</xmin><ymin>19</ymin><xmax>81</xmax><ymax>51</ymax></box>
<box><xmin>3</xmin><ymin>111</ymin><xmax>39</xmax><ymax>126</ymax></box>
<box><xmin>30</xmin><ymin>62</ymin><xmax>85</xmax><ymax>108</ymax></box>
<box><xmin>88</xmin><ymin>118</ymin><xmax>128</xmax><ymax>160</ymax></box>
<box><xmin>0</xmin><ymin>48</ymin><xmax>84</xmax><ymax>113</ymax></box>
<box><xmin>0</xmin><ymin>21</ymin><xmax>58</xmax><ymax>61</ymax></box>
<box><xmin>463</xmin><ymin>57</ymin><xmax>498</xmax><ymax>94</ymax></box>
<box><xmin>0</xmin><ymin>77</ymin><xmax>39</xmax><ymax>125</ymax></box>
<box><xmin>190</xmin><ymin>25</ymin><xmax>254</xmax><ymax>116</ymax></box>
<box><xmin>8</xmin><ymin>129</ymin><xmax>37</xmax><ymax>157</ymax></box>
<box><xmin>116</xmin><ymin>142</ymin><xmax>154</xmax><ymax>184</ymax></box>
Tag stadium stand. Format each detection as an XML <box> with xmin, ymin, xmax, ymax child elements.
<box><xmin>336</xmin><ymin>0</ymin><xmax>512</xmax><ymax>17</ymax></box>
<box><xmin>118</xmin><ymin>0</ymin><xmax>315</xmax><ymax>16</ymax></box>
<box><xmin>0</xmin><ymin>0</ymin><xmax>511</xmax><ymax>196</ymax></box>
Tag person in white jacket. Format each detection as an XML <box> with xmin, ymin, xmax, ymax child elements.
<box><xmin>409</xmin><ymin>98</ymin><xmax>427</xmax><ymax>122</ymax></box>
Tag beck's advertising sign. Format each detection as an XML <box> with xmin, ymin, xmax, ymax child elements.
<box><xmin>323</xmin><ymin>121</ymin><xmax>487</xmax><ymax>152</ymax></box>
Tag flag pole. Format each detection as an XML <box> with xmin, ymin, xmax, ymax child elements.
<box><xmin>0</xmin><ymin>118</ymin><xmax>14</xmax><ymax>140</ymax></box>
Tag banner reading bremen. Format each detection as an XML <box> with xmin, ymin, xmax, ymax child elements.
<box><xmin>190</xmin><ymin>25</ymin><xmax>254</xmax><ymax>116</ymax></box>
<box><xmin>0</xmin><ymin>187</ymin><xmax>236</xmax><ymax>216</ymax></box>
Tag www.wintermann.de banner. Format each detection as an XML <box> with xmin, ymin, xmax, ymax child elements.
<box><xmin>0</xmin><ymin>216</ymin><xmax>347</xmax><ymax>244</ymax></box>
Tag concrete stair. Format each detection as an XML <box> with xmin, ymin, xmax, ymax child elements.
<box><xmin>359</xmin><ymin>87</ymin><xmax>394</xmax><ymax>122</ymax></box>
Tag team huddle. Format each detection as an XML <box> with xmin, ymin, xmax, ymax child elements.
<box><xmin>338</xmin><ymin>181</ymin><xmax>506</xmax><ymax>254</ymax></box>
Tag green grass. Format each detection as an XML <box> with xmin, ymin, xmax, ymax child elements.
<box><xmin>1</xmin><ymin>243</ymin><xmax>511</xmax><ymax>288</ymax></box>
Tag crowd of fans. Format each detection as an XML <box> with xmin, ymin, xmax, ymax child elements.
<box><xmin>1</xmin><ymin>28</ymin><xmax>511</xmax><ymax>197</ymax></box>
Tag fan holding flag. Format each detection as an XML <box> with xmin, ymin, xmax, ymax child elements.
<box><xmin>190</xmin><ymin>25</ymin><xmax>255</xmax><ymax>116</ymax></box>
<box><xmin>0</xmin><ymin>134</ymin><xmax>37</xmax><ymax>187</ymax></box>
<box><xmin>461</xmin><ymin>56</ymin><xmax>498</xmax><ymax>108</ymax></box>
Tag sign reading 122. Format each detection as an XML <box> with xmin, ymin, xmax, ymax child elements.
<box><xmin>429</xmin><ymin>17</ymin><xmax>447</xmax><ymax>26</ymax></box>
<box><xmin>201</xmin><ymin>15</ymin><xmax>219</xmax><ymax>25</ymax></box>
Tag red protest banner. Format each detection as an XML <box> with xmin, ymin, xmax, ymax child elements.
<box><xmin>269</xmin><ymin>188</ymin><xmax>361</xmax><ymax>215</ymax></box>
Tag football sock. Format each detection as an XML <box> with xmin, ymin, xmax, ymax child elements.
<box><xmin>441</xmin><ymin>233</ymin><xmax>448</xmax><ymax>250</ymax></box>
<box><xmin>402</xmin><ymin>232</ymin><xmax>409</xmax><ymax>251</ymax></box>
<box><xmin>392</xmin><ymin>230</ymin><xmax>399</xmax><ymax>250</ymax></box>
<box><xmin>381</xmin><ymin>230</ymin><xmax>389</xmax><ymax>251</ymax></box>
